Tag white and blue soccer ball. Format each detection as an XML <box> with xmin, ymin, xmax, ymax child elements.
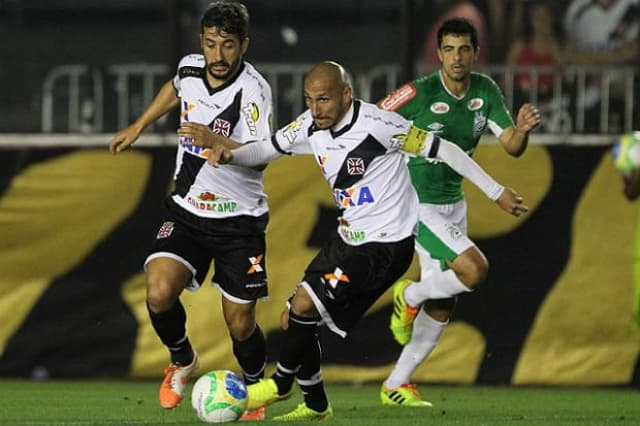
<box><xmin>612</xmin><ymin>131</ymin><xmax>640</xmax><ymax>172</ymax></box>
<box><xmin>191</xmin><ymin>370</ymin><xmax>248</xmax><ymax>423</ymax></box>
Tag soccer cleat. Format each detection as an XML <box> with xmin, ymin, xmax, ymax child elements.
<box><xmin>390</xmin><ymin>279</ymin><xmax>420</xmax><ymax>345</ymax></box>
<box><xmin>380</xmin><ymin>383</ymin><xmax>433</xmax><ymax>407</ymax></box>
<box><xmin>239</xmin><ymin>406</ymin><xmax>266</xmax><ymax>421</ymax></box>
<box><xmin>246</xmin><ymin>378</ymin><xmax>291</xmax><ymax>410</ymax></box>
<box><xmin>158</xmin><ymin>352</ymin><xmax>199</xmax><ymax>409</ymax></box>
<box><xmin>272</xmin><ymin>403</ymin><xmax>334</xmax><ymax>421</ymax></box>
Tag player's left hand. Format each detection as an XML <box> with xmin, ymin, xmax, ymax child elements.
<box><xmin>207</xmin><ymin>144</ymin><xmax>233</xmax><ymax>167</ymax></box>
<box><xmin>178</xmin><ymin>122</ymin><xmax>217</xmax><ymax>148</ymax></box>
<box><xmin>495</xmin><ymin>187</ymin><xmax>529</xmax><ymax>217</ymax></box>
<box><xmin>516</xmin><ymin>103</ymin><xmax>541</xmax><ymax>133</ymax></box>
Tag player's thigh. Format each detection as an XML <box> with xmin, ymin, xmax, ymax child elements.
<box><xmin>211</xmin><ymin>230</ymin><xmax>268</xmax><ymax>303</ymax></box>
<box><xmin>145</xmin><ymin>219</ymin><xmax>212</xmax><ymax>296</ymax></box>
<box><xmin>301</xmin><ymin>235</ymin><xmax>414</xmax><ymax>337</ymax></box>
<box><xmin>416</xmin><ymin>201</ymin><xmax>474</xmax><ymax>267</ymax></box>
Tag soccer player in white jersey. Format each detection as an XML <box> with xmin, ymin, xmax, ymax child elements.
<box><xmin>196</xmin><ymin>61</ymin><xmax>528</xmax><ymax>420</ymax></box>
<box><xmin>108</xmin><ymin>2</ymin><xmax>272</xmax><ymax>419</ymax></box>
<box><xmin>377</xmin><ymin>18</ymin><xmax>541</xmax><ymax>407</ymax></box>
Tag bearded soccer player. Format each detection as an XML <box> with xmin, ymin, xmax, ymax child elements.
<box><xmin>378</xmin><ymin>18</ymin><xmax>541</xmax><ymax>407</ymax></box>
<box><xmin>196</xmin><ymin>61</ymin><xmax>528</xmax><ymax>420</ymax></box>
<box><xmin>109</xmin><ymin>2</ymin><xmax>272</xmax><ymax>420</ymax></box>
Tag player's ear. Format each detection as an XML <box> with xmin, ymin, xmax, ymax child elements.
<box><xmin>343</xmin><ymin>84</ymin><xmax>352</xmax><ymax>103</ymax></box>
<box><xmin>474</xmin><ymin>46</ymin><xmax>480</xmax><ymax>62</ymax></box>
<box><xmin>241</xmin><ymin>37</ymin><xmax>250</xmax><ymax>55</ymax></box>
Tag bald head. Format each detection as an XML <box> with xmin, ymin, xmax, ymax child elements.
<box><xmin>305</xmin><ymin>61</ymin><xmax>350</xmax><ymax>90</ymax></box>
<box><xmin>304</xmin><ymin>61</ymin><xmax>353</xmax><ymax>130</ymax></box>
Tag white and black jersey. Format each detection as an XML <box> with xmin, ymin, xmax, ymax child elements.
<box><xmin>272</xmin><ymin>100</ymin><xmax>419</xmax><ymax>245</ymax></box>
<box><xmin>171</xmin><ymin>54</ymin><xmax>273</xmax><ymax>218</ymax></box>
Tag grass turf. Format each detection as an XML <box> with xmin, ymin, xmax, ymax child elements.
<box><xmin>0</xmin><ymin>380</ymin><xmax>638</xmax><ymax>425</ymax></box>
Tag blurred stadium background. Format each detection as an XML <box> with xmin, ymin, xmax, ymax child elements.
<box><xmin>0</xmin><ymin>0</ymin><xmax>638</xmax><ymax>389</ymax></box>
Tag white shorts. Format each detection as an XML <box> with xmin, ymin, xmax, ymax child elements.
<box><xmin>415</xmin><ymin>199</ymin><xmax>475</xmax><ymax>274</ymax></box>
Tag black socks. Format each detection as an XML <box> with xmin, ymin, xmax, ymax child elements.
<box><xmin>232</xmin><ymin>325</ymin><xmax>266</xmax><ymax>385</ymax></box>
<box><xmin>147</xmin><ymin>301</ymin><xmax>194</xmax><ymax>365</ymax></box>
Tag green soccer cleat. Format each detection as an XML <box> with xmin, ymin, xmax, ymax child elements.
<box><xmin>246</xmin><ymin>378</ymin><xmax>291</xmax><ymax>410</ymax></box>
<box><xmin>272</xmin><ymin>403</ymin><xmax>334</xmax><ymax>421</ymax></box>
<box><xmin>380</xmin><ymin>383</ymin><xmax>433</xmax><ymax>407</ymax></box>
<box><xmin>390</xmin><ymin>279</ymin><xmax>419</xmax><ymax>345</ymax></box>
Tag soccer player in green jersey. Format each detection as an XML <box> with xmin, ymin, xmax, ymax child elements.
<box><xmin>378</xmin><ymin>18</ymin><xmax>541</xmax><ymax>407</ymax></box>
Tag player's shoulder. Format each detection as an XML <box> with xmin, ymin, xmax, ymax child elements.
<box><xmin>359</xmin><ymin>100</ymin><xmax>408</xmax><ymax>128</ymax></box>
<box><xmin>470</xmin><ymin>72</ymin><xmax>502</xmax><ymax>93</ymax></box>
<box><xmin>176</xmin><ymin>54</ymin><xmax>205</xmax><ymax>79</ymax></box>
<box><xmin>177</xmin><ymin>54</ymin><xmax>205</xmax><ymax>69</ymax></box>
<box><xmin>239</xmin><ymin>62</ymin><xmax>273</xmax><ymax>97</ymax></box>
<box><xmin>414</xmin><ymin>71</ymin><xmax>440</xmax><ymax>89</ymax></box>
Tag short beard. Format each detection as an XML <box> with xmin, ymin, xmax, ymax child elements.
<box><xmin>207</xmin><ymin>56</ymin><xmax>242</xmax><ymax>81</ymax></box>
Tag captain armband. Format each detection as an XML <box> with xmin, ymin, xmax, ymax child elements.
<box><xmin>400</xmin><ymin>125</ymin><xmax>430</xmax><ymax>156</ymax></box>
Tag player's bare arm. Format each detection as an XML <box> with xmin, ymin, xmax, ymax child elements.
<box><xmin>109</xmin><ymin>80</ymin><xmax>179</xmax><ymax>154</ymax></box>
<box><xmin>499</xmin><ymin>103</ymin><xmax>541</xmax><ymax>157</ymax></box>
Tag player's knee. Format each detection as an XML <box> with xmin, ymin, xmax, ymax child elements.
<box><xmin>145</xmin><ymin>274</ymin><xmax>181</xmax><ymax>312</ymax></box>
<box><xmin>450</xmin><ymin>249</ymin><xmax>488</xmax><ymax>289</ymax></box>
<box><xmin>464</xmin><ymin>260</ymin><xmax>488</xmax><ymax>289</ymax></box>
<box><xmin>289</xmin><ymin>286</ymin><xmax>318</xmax><ymax>318</ymax></box>
<box><xmin>225</xmin><ymin>306</ymin><xmax>256</xmax><ymax>341</ymax></box>
<box><xmin>280</xmin><ymin>308</ymin><xmax>290</xmax><ymax>331</ymax></box>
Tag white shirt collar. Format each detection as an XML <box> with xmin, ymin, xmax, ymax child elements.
<box><xmin>331</xmin><ymin>101</ymin><xmax>355</xmax><ymax>133</ymax></box>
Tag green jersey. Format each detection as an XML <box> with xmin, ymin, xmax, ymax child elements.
<box><xmin>380</xmin><ymin>71</ymin><xmax>514</xmax><ymax>204</ymax></box>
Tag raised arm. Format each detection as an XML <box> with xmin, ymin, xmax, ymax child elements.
<box><xmin>498</xmin><ymin>103</ymin><xmax>541</xmax><ymax>157</ymax></box>
<box><xmin>109</xmin><ymin>80</ymin><xmax>179</xmax><ymax>154</ymax></box>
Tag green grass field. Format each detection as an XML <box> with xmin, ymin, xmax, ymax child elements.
<box><xmin>1</xmin><ymin>380</ymin><xmax>638</xmax><ymax>425</ymax></box>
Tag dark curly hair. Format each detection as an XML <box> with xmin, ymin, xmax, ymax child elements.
<box><xmin>437</xmin><ymin>17</ymin><xmax>478</xmax><ymax>51</ymax></box>
<box><xmin>200</xmin><ymin>1</ymin><xmax>249</xmax><ymax>39</ymax></box>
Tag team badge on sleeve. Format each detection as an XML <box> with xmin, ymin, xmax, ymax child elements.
<box><xmin>379</xmin><ymin>83</ymin><xmax>416</xmax><ymax>111</ymax></box>
<box><xmin>242</xmin><ymin>102</ymin><xmax>260</xmax><ymax>136</ymax></box>
<box><xmin>282</xmin><ymin>117</ymin><xmax>303</xmax><ymax>144</ymax></box>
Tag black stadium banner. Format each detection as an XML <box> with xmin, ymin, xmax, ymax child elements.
<box><xmin>0</xmin><ymin>143</ymin><xmax>638</xmax><ymax>386</ymax></box>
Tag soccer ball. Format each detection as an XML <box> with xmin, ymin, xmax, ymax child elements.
<box><xmin>612</xmin><ymin>131</ymin><xmax>640</xmax><ymax>172</ymax></box>
<box><xmin>191</xmin><ymin>370</ymin><xmax>248</xmax><ymax>423</ymax></box>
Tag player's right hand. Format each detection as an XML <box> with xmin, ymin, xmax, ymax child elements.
<box><xmin>496</xmin><ymin>187</ymin><xmax>528</xmax><ymax>217</ymax></box>
<box><xmin>109</xmin><ymin>124</ymin><xmax>142</xmax><ymax>154</ymax></box>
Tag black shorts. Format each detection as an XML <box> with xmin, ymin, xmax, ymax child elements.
<box><xmin>300</xmin><ymin>233</ymin><xmax>414</xmax><ymax>337</ymax></box>
<box><xmin>145</xmin><ymin>198</ymin><xmax>269</xmax><ymax>302</ymax></box>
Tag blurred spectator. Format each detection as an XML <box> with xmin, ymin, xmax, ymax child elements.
<box><xmin>507</xmin><ymin>1</ymin><xmax>562</xmax><ymax>100</ymax></box>
<box><xmin>506</xmin><ymin>1</ymin><xmax>567</xmax><ymax>132</ymax></box>
<box><xmin>563</xmin><ymin>0</ymin><xmax>639</xmax><ymax>132</ymax></box>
